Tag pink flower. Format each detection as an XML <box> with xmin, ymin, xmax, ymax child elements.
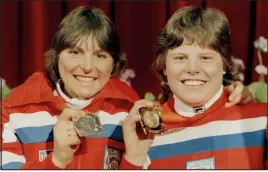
<box><xmin>254</xmin><ymin>36</ymin><xmax>267</xmax><ymax>52</ymax></box>
<box><xmin>1</xmin><ymin>78</ymin><xmax>6</xmax><ymax>87</ymax></box>
<box><xmin>238</xmin><ymin>73</ymin><xmax>245</xmax><ymax>81</ymax></box>
<box><xmin>119</xmin><ymin>68</ymin><xmax>136</xmax><ymax>86</ymax></box>
<box><xmin>255</xmin><ymin>64</ymin><xmax>267</xmax><ymax>75</ymax></box>
<box><xmin>232</xmin><ymin>57</ymin><xmax>245</xmax><ymax>70</ymax></box>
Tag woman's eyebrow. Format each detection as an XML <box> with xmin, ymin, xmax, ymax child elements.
<box><xmin>92</xmin><ymin>49</ymin><xmax>107</xmax><ymax>54</ymax></box>
<box><xmin>70</xmin><ymin>46</ymin><xmax>84</xmax><ymax>52</ymax></box>
<box><xmin>199</xmin><ymin>52</ymin><xmax>217</xmax><ymax>56</ymax></box>
<box><xmin>172</xmin><ymin>53</ymin><xmax>187</xmax><ymax>56</ymax></box>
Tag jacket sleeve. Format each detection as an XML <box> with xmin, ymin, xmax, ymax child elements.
<box><xmin>119</xmin><ymin>154</ymin><xmax>144</xmax><ymax>169</ymax></box>
<box><xmin>119</xmin><ymin>154</ymin><xmax>153</xmax><ymax>169</ymax></box>
<box><xmin>1</xmin><ymin>104</ymin><xmax>60</xmax><ymax>169</ymax></box>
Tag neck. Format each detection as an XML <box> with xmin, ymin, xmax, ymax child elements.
<box><xmin>173</xmin><ymin>85</ymin><xmax>224</xmax><ymax>117</ymax></box>
<box><xmin>54</xmin><ymin>80</ymin><xmax>93</xmax><ymax>109</ymax></box>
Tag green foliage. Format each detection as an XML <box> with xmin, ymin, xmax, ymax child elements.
<box><xmin>2</xmin><ymin>85</ymin><xmax>11</xmax><ymax>99</ymax></box>
<box><xmin>144</xmin><ymin>92</ymin><xmax>155</xmax><ymax>101</ymax></box>
<box><xmin>248</xmin><ymin>81</ymin><xmax>267</xmax><ymax>103</ymax></box>
<box><xmin>157</xmin><ymin>93</ymin><xmax>163</xmax><ymax>101</ymax></box>
<box><xmin>144</xmin><ymin>92</ymin><xmax>162</xmax><ymax>104</ymax></box>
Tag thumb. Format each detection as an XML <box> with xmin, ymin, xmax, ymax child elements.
<box><xmin>227</xmin><ymin>84</ymin><xmax>235</xmax><ymax>101</ymax></box>
<box><xmin>227</xmin><ymin>84</ymin><xmax>235</xmax><ymax>93</ymax></box>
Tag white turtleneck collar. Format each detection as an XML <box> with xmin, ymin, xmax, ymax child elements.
<box><xmin>53</xmin><ymin>80</ymin><xmax>93</xmax><ymax>110</ymax></box>
<box><xmin>173</xmin><ymin>85</ymin><xmax>224</xmax><ymax>118</ymax></box>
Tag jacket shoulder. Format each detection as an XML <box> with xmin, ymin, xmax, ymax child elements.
<box><xmin>3</xmin><ymin>72</ymin><xmax>54</xmax><ymax>108</ymax></box>
<box><xmin>236</xmin><ymin>102</ymin><xmax>267</xmax><ymax>118</ymax></box>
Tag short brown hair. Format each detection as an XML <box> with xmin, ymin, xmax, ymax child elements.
<box><xmin>45</xmin><ymin>6</ymin><xmax>126</xmax><ymax>87</ymax></box>
<box><xmin>153</xmin><ymin>6</ymin><xmax>239</xmax><ymax>96</ymax></box>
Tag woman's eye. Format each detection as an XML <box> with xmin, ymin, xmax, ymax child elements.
<box><xmin>174</xmin><ymin>56</ymin><xmax>186</xmax><ymax>61</ymax></box>
<box><xmin>201</xmin><ymin>56</ymin><xmax>212</xmax><ymax>60</ymax></box>
<box><xmin>70</xmin><ymin>50</ymin><xmax>79</xmax><ymax>55</ymax></box>
<box><xmin>96</xmin><ymin>54</ymin><xmax>106</xmax><ymax>59</ymax></box>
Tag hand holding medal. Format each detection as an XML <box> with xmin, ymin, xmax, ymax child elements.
<box><xmin>52</xmin><ymin>108</ymin><xmax>85</xmax><ymax>168</ymax></box>
<box><xmin>52</xmin><ymin>107</ymin><xmax>103</xmax><ymax>168</ymax></box>
<box><xmin>138</xmin><ymin>106</ymin><xmax>164</xmax><ymax>135</ymax></box>
<box><xmin>73</xmin><ymin>112</ymin><xmax>102</xmax><ymax>137</ymax></box>
<box><xmin>56</xmin><ymin>103</ymin><xmax>103</xmax><ymax>137</ymax></box>
<box><xmin>122</xmin><ymin>99</ymin><xmax>157</xmax><ymax>167</ymax></box>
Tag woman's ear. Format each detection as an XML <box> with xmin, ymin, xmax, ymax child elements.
<box><xmin>221</xmin><ymin>55</ymin><xmax>229</xmax><ymax>75</ymax></box>
<box><xmin>163</xmin><ymin>69</ymin><xmax>167</xmax><ymax>76</ymax></box>
<box><xmin>110</xmin><ymin>63</ymin><xmax>116</xmax><ymax>76</ymax></box>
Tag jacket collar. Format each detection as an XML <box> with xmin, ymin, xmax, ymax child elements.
<box><xmin>4</xmin><ymin>72</ymin><xmax>139</xmax><ymax>107</ymax></box>
<box><xmin>160</xmin><ymin>89</ymin><xmax>228</xmax><ymax>129</ymax></box>
<box><xmin>173</xmin><ymin>85</ymin><xmax>224</xmax><ymax>117</ymax></box>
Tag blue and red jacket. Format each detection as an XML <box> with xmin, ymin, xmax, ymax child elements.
<box><xmin>138</xmin><ymin>90</ymin><xmax>267</xmax><ymax>169</ymax></box>
<box><xmin>1</xmin><ymin>72</ymin><xmax>140</xmax><ymax>169</ymax></box>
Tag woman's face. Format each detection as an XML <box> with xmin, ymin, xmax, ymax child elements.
<box><xmin>164</xmin><ymin>42</ymin><xmax>224</xmax><ymax>107</ymax></box>
<box><xmin>58</xmin><ymin>36</ymin><xmax>114</xmax><ymax>99</ymax></box>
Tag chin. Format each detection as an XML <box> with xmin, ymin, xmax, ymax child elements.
<box><xmin>75</xmin><ymin>91</ymin><xmax>94</xmax><ymax>100</ymax></box>
<box><xmin>75</xmin><ymin>87</ymin><xmax>100</xmax><ymax>99</ymax></box>
<box><xmin>178</xmin><ymin>95</ymin><xmax>207</xmax><ymax>107</ymax></box>
<box><xmin>185</xmin><ymin>99</ymin><xmax>206</xmax><ymax>107</ymax></box>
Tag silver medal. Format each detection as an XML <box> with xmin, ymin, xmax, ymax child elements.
<box><xmin>74</xmin><ymin>114</ymin><xmax>102</xmax><ymax>137</ymax></box>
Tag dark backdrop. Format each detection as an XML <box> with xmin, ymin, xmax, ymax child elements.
<box><xmin>1</xmin><ymin>0</ymin><xmax>267</xmax><ymax>98</ymax></box>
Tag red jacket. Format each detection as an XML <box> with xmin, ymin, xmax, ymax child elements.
<box><xmin>1</xmin><ymin>72</ymin><xmax>140</xmax><ymax>169</ymax></box>
<box><xmin>122</xmin><ymin>92</ymin><xmax>268</xmax><ymax>169</ymax></box>
<box><xmin>125</xmin><ymin>90</ymin><xmax>268</xmax><ymax>169</ymax></box>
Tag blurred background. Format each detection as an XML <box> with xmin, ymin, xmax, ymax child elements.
<box><xmin>1</xmin><ymin>0</ymin><xmax>268</xmax><ymax>98</ymax></box>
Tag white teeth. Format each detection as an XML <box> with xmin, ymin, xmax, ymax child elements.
<box><xmin>76</xmin><ymin>76</ymin><xmax>94</xmax><ymax>82</ymax></box>
<box><xmin>183</xmin><ymin>80</ymin><xmax>205</xmax><ymax>86</ymax></box>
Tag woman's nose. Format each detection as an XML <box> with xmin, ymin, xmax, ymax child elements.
<box><xmin>80</xmin><ymin>56</ymin><xmax>93</xmax><ymax>73</ymax></box>
<box><xmin>185</xmin><ymin>59</ymin><xmax>200</xmax><ymax>75</ymax></box>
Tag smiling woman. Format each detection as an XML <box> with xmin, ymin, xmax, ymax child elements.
<box><xmin>164</xmin><ymin>44</ymin><xmax>224</xmax><ymax>107</ymax></box>
<box><xmin>153</xmin><ymin>6</ymin><xmax>238</xmax><ymax>106</ymax></box>
<box><xmin>44</xmin><ymin>7</ymin><xmax>125</xmax><ymax>100</ymax></box>
<box><xmin>58</xmin><ymin>37</ymin><xmax>114</xmax><ymax>99</ymax></box>
<box><xmin>0</xmin><ymin>5</ymin><xmax>259</xmax><ymax>170</ymax></box>
<box><xmin>122</xmin><ymin>6</ymin><xmax>267</xmax><ymax>169</ymax></box>
<box><xmin>1</xmin><ymin>6</ymin><xmax>140</xmax><ymax>169</ymax></box>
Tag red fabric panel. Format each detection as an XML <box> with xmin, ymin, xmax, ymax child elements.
<box><xmin>66</xmin><ymin>1</ymin><xmax>110</xmax><ymax>17</ymax></box>
<box><xmin>21</xmin><ymin>1</ymin><xmax>46</xmax><ymax>81</ymax></box>
<box><xmin>1</xmin><ymin>1</ymin><xmax>62</xmax><ymax>87</ymax></box>
<box><xmin>20</xmin><ymin>1</ymin><xmax>62</xmax><ymax>83</ymax></box>
<box><xmin>1</xmin><ymin>2</ymin><xmax>20</xmax><ymax>87</ymax></box>
<box><xmin>252</xmin><ymin>1</ymin><xmax>268</xmax><ymax>82</ymax></box>
<box><xmin>169</xmin><ymin>0</ymin><xmax>202</xmax><ymax>16</ymax></box>
<box><xmin>43</xmin><ymin>2</ymin><xmax>63</xmax><ymax>55</ymax></box>
<box><xmin>114</xmin><ymin>1</ymin><xmax>166</xmax><ymax>97</ymax></box>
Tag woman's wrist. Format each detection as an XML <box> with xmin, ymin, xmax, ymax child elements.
<box><xmin>124</xmin><ymin>153</ymin><xmax>147</xmax><ymax>167</ymax></box>
<box><xmin>51</xmin><ymin>152</ymin><xmax>69</xmax><ymax>169</ymax></box>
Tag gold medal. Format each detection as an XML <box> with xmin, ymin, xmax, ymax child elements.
<box><xmin>74</xmin><ymin>114</ymin><xmax>102</xmax><ymax>137</ymax></box>
<box><xmin>139</xmin><ymin>107</ymin><xmax>164</xmax><ymax>135</ymax></box>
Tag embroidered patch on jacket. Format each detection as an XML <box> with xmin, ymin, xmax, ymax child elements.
<box><xmin>186</xmin><ymin>157</ymin><xmax>215</xmax><ymax>169</ymax></box>
<box><xmin>103</xmin><ymin>146</ymin><xmax>122</xmax><ymax>169</ymax></box>
<box><xmin>39</xmin><ymin>149</ymin><xmax>53</xmax><ymax>162</ymax></box>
